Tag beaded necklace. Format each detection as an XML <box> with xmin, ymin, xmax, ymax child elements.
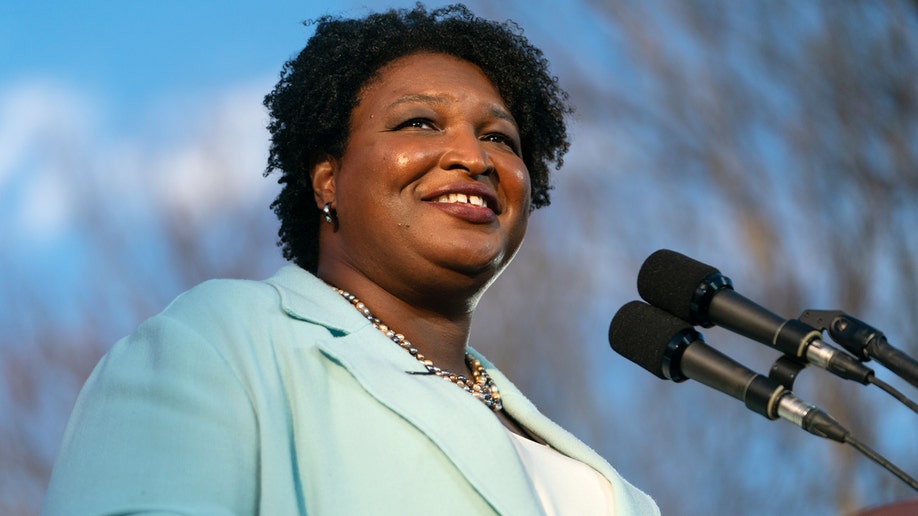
<box><xmin>328</xmin><ymin>285</ymin><xmax>503</xmax><ymax>412</ymax></box>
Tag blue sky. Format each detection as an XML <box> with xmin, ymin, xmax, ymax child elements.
<box><xmin>3</xmin><ymin>2</ymin><xmax>371</xmax><ymax>112</ymax></box>
<box><xmin>0</xmin><ymin>2</ymin><xmax>510</xmax><ymax>135</ymax></box>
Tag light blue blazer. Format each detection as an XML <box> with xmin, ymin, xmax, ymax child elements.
<box><xmin>43</xmin><ymin>265</ymin><xmax>658</xmax><ymax>515</ymax></box>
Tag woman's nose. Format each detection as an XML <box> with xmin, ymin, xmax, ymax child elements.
<box><xmin>438</xmin><ymin>129</ymin><xmax>494</xmax><ymax>176</ymax></box>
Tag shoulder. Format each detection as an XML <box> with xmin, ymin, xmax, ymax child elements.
<box><xmin>162</xmin><ymin>274</ymin><xmax>280</xmax><ymax>321</ymax></box>
<box><xmin>155</xmin><ymin>264</ymin><xmax>350</xmax><ymax>334</ymax></box>
<box><xmin>123</xmin><ymin>265</ymin><xmax>366</xmax><ymax>369</ymax></box>
<box><xmin>89</xmin><ymin>267</ymin><xmax>343</xmax><ymax>411</ymax></box>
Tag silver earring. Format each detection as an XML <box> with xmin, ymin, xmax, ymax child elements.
<box><xmin>322</xmin><ymin>203</ymin><xmax>339</xmax><ymax>231</ymax></box>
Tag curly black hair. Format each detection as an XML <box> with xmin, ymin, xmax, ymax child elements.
<box><xmin>264</xmin><ymin>3</ymin><xmax>571</xmax><ymax>272</ymax></box>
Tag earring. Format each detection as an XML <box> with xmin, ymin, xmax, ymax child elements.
<box><xmin>322</xmin><ymin>203</ymin><xmax>339</xmax><ymax>231</ymax></box>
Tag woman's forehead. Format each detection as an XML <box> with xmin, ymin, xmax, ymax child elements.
<box><xmin>355</xmin><ymin>52</ymin><xmax>509</xmax><ymax>113</ymax></box>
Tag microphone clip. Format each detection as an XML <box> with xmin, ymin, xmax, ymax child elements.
<box><xmin>799</xmin><ymin>309</ymin><xmax>881</xmax><ymax>362</ymax></box>
<box><xmin>769</xmin><ymin>355</ymin><xmax>808</xmax><ymax>390</ymax></box>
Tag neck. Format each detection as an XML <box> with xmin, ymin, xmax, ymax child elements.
<box><xmin>317</xmin><ymin>264</ymin><xmax>476</xmax><ymax>375</ymax></box>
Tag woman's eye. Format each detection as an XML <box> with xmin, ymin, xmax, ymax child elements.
<box><xmin>482</xmin><ymin>133</ymin><xmax>519</xmax><ymax>154</ymax></box>
<box><xmin>395</xmin><ymin>118</ymin><xmax>435</xmax><ymax>130</ymax></box>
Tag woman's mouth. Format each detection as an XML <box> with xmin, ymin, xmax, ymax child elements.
<box><xmin>426</xmin><ymin>190</ymin><xmax>498</xmax><ymax>224</ymax></box>
<box><xmin>431</xmin><ymin>193</ymin><xmax>488</xmax><ymax>208</ymax></box>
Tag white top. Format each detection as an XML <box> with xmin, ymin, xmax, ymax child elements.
<box><xmin>508</xmin><ymin>430</ymin><xmax>618</xmax><ymax>515</ymax></box>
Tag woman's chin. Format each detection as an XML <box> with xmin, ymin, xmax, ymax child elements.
<box><xmin>436</xmin><ymin>252</ymin><xmax>516</xmax><ymax>288</ymax></box>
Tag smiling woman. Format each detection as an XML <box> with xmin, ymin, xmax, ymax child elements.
<box><xmin>42</xmin><ymin>4</ymin><xmax>659</xmax><ymax>515</ymax></box>
<box><xmin>315</xmin><ymin>53</ymin><xmax>533</xmax><ymax>323</ymax></box>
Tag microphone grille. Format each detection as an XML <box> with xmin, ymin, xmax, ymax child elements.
<box><xmin>609</xmin><ymin>300</ymin><xmax>694</xmax><ymax>379</ymax></box>
<box><xmin>637</xmin><ymin>249</ymin><xmax>720</xmax><ymax>321</ymax></box>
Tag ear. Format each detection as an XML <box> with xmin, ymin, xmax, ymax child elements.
<box><xmin>310</xmin><ymin>154</ymin><xmax>339</xmax><ymax>209</ymax></box>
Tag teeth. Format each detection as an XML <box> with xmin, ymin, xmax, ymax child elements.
<box><xmin>434</xmin><ymin>193</ymin><xmax>488</xmax><ymax>208</ymax></box>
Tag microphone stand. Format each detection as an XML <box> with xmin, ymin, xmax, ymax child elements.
<box><xmin>800</xmin><ymin>310</ymin><xmax>918</xmax><ymax>390</ymax></box>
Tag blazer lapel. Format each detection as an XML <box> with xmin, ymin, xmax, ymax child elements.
<box><xmin>316</xmin><ymin>330</ymin><xmax>543</xmax><ymax>515</ymax></box>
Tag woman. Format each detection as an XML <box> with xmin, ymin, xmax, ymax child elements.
<box><xmin>44</xmin><ymin>4</ymin><xmax>658</xmax><ymax>515</ymax></box>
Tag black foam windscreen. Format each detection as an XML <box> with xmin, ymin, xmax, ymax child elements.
<box><xmin>609</xmin><ymin>300</ymin><xmax>694</xmax><ymax>379</ymax></box>
<box><xmin>637</xmin><ymin>249</ymin><xmax>720</xmax><ymax>321</ymax></box>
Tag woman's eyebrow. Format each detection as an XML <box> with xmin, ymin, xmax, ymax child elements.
<box><xmin>385</xmin><ymin>94</ymin><xmax>450</xmax><ymax>110</ymax></box>
<box><xmin>486</xmin><ymin>105</ymin><xmax>518</xmax><ymax>127</ymax></box>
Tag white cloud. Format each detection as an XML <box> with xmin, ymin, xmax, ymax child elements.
<box><xmin>0</xmin><ymin>81</ymin><xmax>80</xmax><ymax>180</ymax></box>
<box><xmin>16</xmin><ymin>169</ymin><xmax>71</xmax><ymax>239</ymax></box>
<box><xmin>147</xmin><ymin>81</ymin><xmax>276</xmax><ymax>224</ymax></box>
<box><xmin>0</xmin><ymin>79</ymin><xmax>98</xmax><ymax>241</ymax></box>
<box><xmin>0</xmin><ymin>77</ymin><xmax>278</xmax><ymax>243</ymax></box>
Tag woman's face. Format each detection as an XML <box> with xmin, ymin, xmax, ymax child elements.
<box><xmin>323</xmin><ymin>52</ymin><xmax>531</xmax><ymax>295</ymax></box>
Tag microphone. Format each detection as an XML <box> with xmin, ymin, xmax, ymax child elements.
<box><xmin>609</xmin><ymin>301</ymin><xmax>918</xmax><ymax>492</ymax></box>
<box><xmin>636</xmin><ymin>249</ymin><xmax>873</xmax><ymax>384</ymax></box>
<box><xmin>609</xmin><ymin>300</ymin><xmax>849</xmax><ymax>442</ymax></box>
